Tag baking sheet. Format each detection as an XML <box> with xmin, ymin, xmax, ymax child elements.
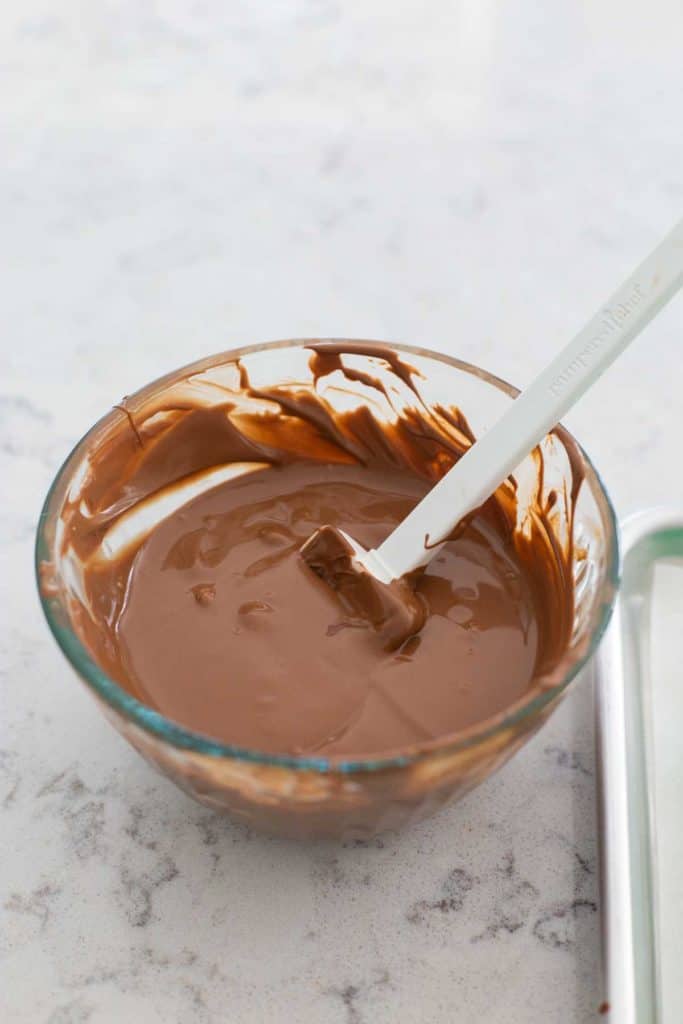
<box><xmin>596</xmin><ymin>510</ymin><xmax>683</xmax><ymax>1023</ymax></box>
<box><xmin>648</xmin><ymin>561</ymin><xmax>683</xmax><ymax>1021</ymax></box>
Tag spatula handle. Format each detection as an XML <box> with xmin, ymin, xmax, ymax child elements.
<box><xmin>373</xmin><ymin>219</ymin><xmax>683</xmax><ymax>579</ymax></box>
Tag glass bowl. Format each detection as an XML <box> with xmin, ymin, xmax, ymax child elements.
<box><xmin>35</xmin><ymin>340</ymin><xmax>619</xmax><ymax>840</ymax></box>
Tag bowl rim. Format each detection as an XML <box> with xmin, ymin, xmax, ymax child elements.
<box><xmin>35</xmin><ymin>338</ymin><xmax>620</xmax><ymax>774</ymax></box>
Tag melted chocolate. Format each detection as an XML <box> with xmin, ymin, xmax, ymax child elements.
<box><xmin>59</xmin><ymin>343</ymin><xmax>579</xmax><ymax>758</ymax></box>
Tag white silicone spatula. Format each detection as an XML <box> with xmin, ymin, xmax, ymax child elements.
<box><xmin>306</xmin><ymin>219</ymin><xmax>683</xmax><ymax>584</ymax></box>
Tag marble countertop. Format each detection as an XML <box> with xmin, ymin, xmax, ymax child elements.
<box><xmin>2</xmin><ymin>1</ymin><xmax>682</xmax><ymax>1021</ymax></box>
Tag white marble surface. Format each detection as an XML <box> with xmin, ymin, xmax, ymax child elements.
<box><xmin>2</xmin><ymin>1</ymin><xmax>682</xmax><ymax>1021</ymax></box>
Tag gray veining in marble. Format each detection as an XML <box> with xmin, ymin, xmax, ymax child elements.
<box><xmin>2</xmin><ymin>0</ymin><xmax>682</xmax><ymax>1021</ymax></box>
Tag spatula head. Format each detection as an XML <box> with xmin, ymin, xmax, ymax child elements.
<box><xmin>300</xmin><ymin>525</ymin><xmax>426</xmax><ymax>651</ymax></box>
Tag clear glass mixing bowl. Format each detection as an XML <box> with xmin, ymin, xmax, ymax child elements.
<box><xmin>36</xmin><ymin>340</ymin><xmax>619</xmax><ymax>839</ymax></box>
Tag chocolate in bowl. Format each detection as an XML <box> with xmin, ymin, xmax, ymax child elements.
<box><xmin>36</xmin><ymin>340</ymin><xmax>618</xmax><ymax>839</ymax></box>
